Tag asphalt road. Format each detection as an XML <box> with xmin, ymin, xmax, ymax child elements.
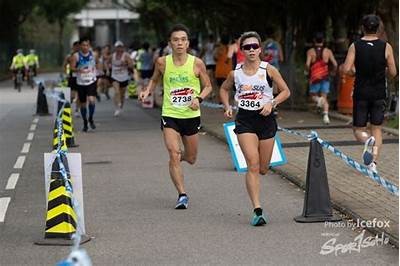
<box><xmin>0</xmin><ymin>75</ymin><xmax>398</xmax><ymax>265</ymax></box>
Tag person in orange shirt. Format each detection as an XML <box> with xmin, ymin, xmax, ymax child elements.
<box><xmin>214</xmin><ymin>34</ymin><xmax>231</xmax><ymax>102</ymax></box>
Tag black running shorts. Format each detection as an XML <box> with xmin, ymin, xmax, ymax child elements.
<box><xmin>140</xmin><ymin>70</ymin><xmax>153</xmax><ymax>79</ymax></box>
<box><xmin>353</xmin><ymin>99</ymin><xmax>386</xmax><ymax>127</ymax></box>
<box><xmin>234</xmin><ymin>109</ymin><xmax>277</xmax><ymax>140</ymax></box>
<box><xmin>112</xmin><ymin>79</ymin><xmax>129</xmax><ymax>88</ymax></box>
<box><xmin>77</xmin><ymin>82</ymin><xmax>97</xmax><ymax>103</ymax></box>
<box><xmin>161</xmin><ymin>116</ymin><xmax>201</xmax><ymax>136</ymax></box>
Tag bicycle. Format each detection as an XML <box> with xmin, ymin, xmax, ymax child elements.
<box><xmin>15</xmin><ymin>68</ymin><xmax>24</xmax><ymax>92</ymax></box>
<box><xmin>27</xmin><ymin>66</ymin><xmax>35</xmax><ymax>89</ymax></box>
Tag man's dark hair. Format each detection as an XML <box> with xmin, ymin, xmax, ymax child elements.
<box><xmin>220</xmin><ymin>34</ymin><xmax>230</xmax><ymax>45</ymax></box>
<box><xmin>79</xmin><ymin>37</ymin><xmax>90</xmax><ymax>44</ymax></box>
<box><xmin>168</xmin><ymin>24</ymin><xmax>190</xmax><ymax>39</ymax></box>
<box><xmin>143</xmin><ymin>42</ymin><xmax>150</xmax><ymax>50</ymax></box>
<box><xmin>362</xmin><ymin>14</ymin><xmax>380</xmax><ymax>34</ymax></box>
<box><xmin>314</xmin><ymin>32</ymin><xmax>324</xmax><ymax>43</ymax></box>
<box><xmin>72</xmin><ymin>41</ymin><xmax>79</xmax><ymax>47</ymax></box>
<box><xmin>239</xmin><ymin>31</ymin><xmax>262</xmax><ymax>48</ymax></box>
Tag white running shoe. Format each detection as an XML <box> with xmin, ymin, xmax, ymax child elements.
<box><xmin>114</xmin><ymin>109</ymin><xmax>121</xmax><ymax>117</ymax></box>
<box><xmin>362</xmin><ymin>136</ymin><xmax>375</xmax><ymax>165</ymax></box>
<box><xmin>367</xmin><ymin>162</ymin><xmax>377</xmax><ymax>173</ymax></box>
<box><xmin>323</xmin><ymin>114</ymin><xmax>330</xmax><ymax>124</ymax></box>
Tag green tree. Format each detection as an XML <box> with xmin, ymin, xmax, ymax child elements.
<box><xmin>38</xmin><ymin>0</ymin><xmax>88</xmax><ymax>64</ymax></box>
<box><xmin>0</xmin><ymin>0</ymin><xmax>41</xmax><ymax>54</ymax></box>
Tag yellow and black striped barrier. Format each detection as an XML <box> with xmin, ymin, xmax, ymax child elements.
<box><xmin>62</xmin><ymin>101</ymin><xmax>78</xmax><ymax>147</ymax></box>
<box><xmin>35</xmin><ymin>90</ymin><xmax>90</xmax><ymax>246</ymax></box>
<box><xmin>44</xmin><ymin>154</ymin><xmax>77</xmax><ymax>239</ymax></box>
<box><xmin>52</xmin><ymin>120</ymin><xmax>68</xmax><ymax>152</ymax></box>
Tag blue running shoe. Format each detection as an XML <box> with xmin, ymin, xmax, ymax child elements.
<box><xmin>251</xmin><ymin>212</ymin><xmax>268</xmax><ymax>226</ymax></box>
<box><xmin>362</xmin><ymin>136</ymin><xmax>375</xmax><ymax>165</ymax></box>
<box><xmin>175</xmin><ymin>195</ymin><xmax>189</xmax><ymax>209</ymax></box>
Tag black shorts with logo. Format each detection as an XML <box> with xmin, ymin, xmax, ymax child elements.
<box><xmin>140</xmin><ymin>70</ymin><xmax>153</xmax><ymax>79</ymax></box>
<box><xmin>112</xmin><ymin>78</ymin><xmax>129</xmax><ymax>88</ymax></box>
<box><xmin>234</xmin><ymin>108</ymin><xmax>277</xmax><ymax>140</ymax></box>
<box><xmin>161</xmin><ymin>116</ymin><xmax>201</xmax><ymax>136</ymax></box>
<box><xmin>77</xmin><ymin>82</ymin><xmax>97</xmax><ymax>103</ymax></box>
<box><xmin>353</xmin><ymin>99</ymin><xmax>386</xmax><ymax>127</ymax></box>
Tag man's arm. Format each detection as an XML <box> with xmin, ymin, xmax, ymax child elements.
<box><xmin>35</xmin><ymin>55</ymin><xmax>40</xmax><ymax>68</ymax></box>
<box><xmin>343</xmin><ymin>43</ymin><xmax>356</xmax><ymax>75</ymax></box>
<box><xmin>125</xmin><ymin>53</ymin><xmax>134</xmax><ymax>69</ymax></box>
<box><xmin>268</xmin><ymin>65</ymin><xmax>290</xmax><ymax>106</ymax></box>
<box><xmin>385</xmin><ymin>43</ymin><xmax>397</xmax><ymax>78</ymax></box>
<box><xmin>305</xmin><ymin>49</ymin><xmax>312</xmax><ymax>71</ymax></box>
<box><xmin>139</xmin><ymin>56</ymin><xmax>164</xmax><ymax>100</ymax></box>
<box><xmin>328</xmin><ymin>49</ymin><xmax>338</xmax><ymax>70</ymax></box>
<box><xmin>195</xmin><ymin>58</ymin><xmax>212</xmax><ymax>100</ymax></box>
<box><xmin>278</xmin><ymin>42</ymin><xmax>284</xmax><ymax>62</ymax></box>
<box><xmin>69</xmin><ymin>53</ymin><xmax>78</xmax><ymax>73</ymax></box>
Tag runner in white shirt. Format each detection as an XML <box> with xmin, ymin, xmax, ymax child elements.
<box><xmin>110</xmin><ymin>41</ymin><xmax>133</xmax><ymax>116</ymax></box>
<box><xmin>219</xmin><ymin>31</ymin><xmax>290</xmax><ymax>226</ymax></box>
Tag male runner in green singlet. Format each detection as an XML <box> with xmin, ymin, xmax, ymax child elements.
<box><xmin>140</xmin><ymin>24</ymin><xmax>212</xmax><ymax>209</ymax></box>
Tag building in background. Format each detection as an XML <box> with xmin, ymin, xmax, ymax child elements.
<box><xmin>72</xmin><ymin>0</ymin><xmax>139</xmax><ymax>47</ymax></box>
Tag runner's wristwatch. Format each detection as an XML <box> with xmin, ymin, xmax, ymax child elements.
<box><xmin>196</xmin><ymin>96</ymin><xmax>203</xmax><ymax>103</ymax></box>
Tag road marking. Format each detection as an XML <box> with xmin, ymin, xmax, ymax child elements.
<box><xmin>32</xmin><ymin>117</ymin><xmax>39</xmax><ymax>124</ymax></box>
<box><xmin>6</xmin><ymin>173</ymin><xmax>20</xmax><ymax>190</ymax></box>
<box><xmin>13</xmin><ymin>156</ymin><xmax>26</xmax><ymax>169</ymax></box>
<box><xmin>29</xmin><ymin>124</ymin><xmax>37</xmax><ymax>131</ymax></box>
<box><xmin>27</xmin><ymin>132</ymin><xmax>34</xmax><ymax>141</ymax></box>
<box><xmin>21</xmin><ymin>143</ymin><xmax>31</xmax><ymax>154</ymax></box>
<box><xmin>0</xmin><ymin>197</ymin><xmax>11</xmax><ymax>222</ymax></box>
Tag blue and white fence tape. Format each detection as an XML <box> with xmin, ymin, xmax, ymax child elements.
<box><xmin>201</xmin><ymin>100</ymin><xmax>399</xmax><ymax>197</ymax></box>
<box><xmin>309</xmin><ymin>131</ymin><xmax>399</xmax><ymax>196</ymax></box>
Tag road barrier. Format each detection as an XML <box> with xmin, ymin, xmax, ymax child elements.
<box><xmin>35</xmin><ymin>90</ymin><xmax>90</xmax><ymax>256</ymax></box>
<box><xmin>201</xmin><ymin>101</ymin><xmax>399</xmax><ymax>197</ymax></box>
<box><xmin>35</xmin><ymin>82</ymin><xmax>50</xmax><ymax>115</ymax></box>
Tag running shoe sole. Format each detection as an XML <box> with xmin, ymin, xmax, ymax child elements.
<box><xmin>362</xmin><ymin>137</ymin><xmax>375</xmax><ymax>165</ymax></box>
<box><xmin>175</xmin><ymin>203</ymin><xmax>187</xmax><ymax>209</ymax></box>
<box><xmin>175</xmin><ymin>196</ymin><xmax>188</xmax><ymax>209</ymax></box>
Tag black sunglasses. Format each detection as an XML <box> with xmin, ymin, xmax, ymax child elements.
<box><xmin>242</xmin><ymin>43</ymin><xmax>260</xmax><ymax>50</ymax></box>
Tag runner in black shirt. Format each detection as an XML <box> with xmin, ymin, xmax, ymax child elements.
<box><xmin>343</xmin><ymin>14</ymin><xmax>397</xmax><ymax>173</ymax></box>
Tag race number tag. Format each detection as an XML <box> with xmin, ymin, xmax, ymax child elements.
<box><xmin>170</xmin><ymin>88</ymin><xmax>194</xmax><ymax>107</ymax></box>
<box><xmin>80</xmin><ymin>70</ymin><xmax>95</xmax><ymax>83</ymax></box>
<box><xmin>237</xmin><ymin>92</ymin><xmax>264</xmax><ymax>110</ymax></box>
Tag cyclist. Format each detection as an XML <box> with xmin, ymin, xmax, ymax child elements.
<box><xmin>9</xmin><ymin>49</ymin><xmax>27</xmax><ymax>89</ymax></box>
<box><xmin>25</xmin><ymin>49</ymin><xmax>40</xmax><ymax>76</ymax></box>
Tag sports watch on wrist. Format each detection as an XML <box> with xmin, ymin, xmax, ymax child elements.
<box><xmin>196</xmin><ymin>96</ymin><xmax>203</xmax><ymax>103</ymax></box>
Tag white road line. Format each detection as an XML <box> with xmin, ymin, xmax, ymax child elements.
<box><xmin>6</xmin><ymin>173</ymin><xmax>20</xmax><ymax>190</ymax></box>
<box><xmin>13</xmin><ymin>156</ymin><xmax>26</xmax><ymax>169</ymax></box>
<box><xmin>21</xmin><ymin>143</ymin><xmax>31</xmax><ymax>154</ymax></box>
<box><xmin>27</xmin><ymin>132</ymin><xmax>34</xmax><ymax>141</ymax></box>
<box><xmin>32</xmin><ymin>117</ymin><xmax>39</xmax><ymax>124</ymax></box>
<box><xmin>29</xmin><ymin>124</ymin><xmax>37</xmax><ymax>131</ymax></box>
<box><xmin>0</xmin><ymin>197</ymin><xmax>11</xmax><ymax>222</ymax></box>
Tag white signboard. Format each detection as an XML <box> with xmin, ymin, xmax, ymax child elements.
<box><xmin>44</xmin><ymin>153</ymin><xmax>86</xmax><ymax>233</ymax></box>
<box><xmin>52</xmin><ymin>87</ymin><xmax>71</xmax><ymax>118</ymax></box>
<box><xmin>223</xmin><ymin>122</ymin><xmax>287</xmax><ymax>173</ymax></box>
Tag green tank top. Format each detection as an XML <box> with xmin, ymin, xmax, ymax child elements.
<box><xmin>162</xmin><ymin>54</ymin><xmax>201</xmax><ymax>118</ymax></box>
